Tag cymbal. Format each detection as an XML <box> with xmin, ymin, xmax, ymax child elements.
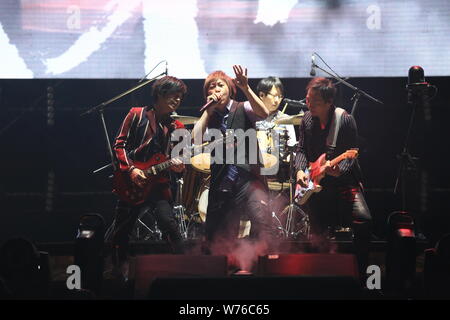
<box><xmin>274</xmin><ymin>114</ymin><xmax>303</xmax><ymax>126</ymax></box>
<box><xmin>189</xmin><ymin>152</ymin><xmax>279</xmax><ymax>174</ymax></box>
<box><xmin>267</xmin><ymin>180</ymin><xmax>291</xmax><ymax>191</ymax></box>
<box><xmin>170</xmin><ymin>115</ymin><xmax>199</xmax><ymax>125</ymax></box>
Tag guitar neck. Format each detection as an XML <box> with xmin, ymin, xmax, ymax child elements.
<box><xmin>146</xmin><ymin>159</ymin><xmax>174</xmax><ymax>175</ymax></box>
<box><xmin>329</xmin><ymin>152</ymin><xmax>353</xmax><ymax>167</ymax></box>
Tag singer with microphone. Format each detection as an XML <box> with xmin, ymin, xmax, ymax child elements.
<box><xmin>106</xmin><ymin>76</ymin><xmax>188</xmax><ymax>281</ymax></box>
<box><xmin>192</xmin><ymin>66</ymin><xmax>272</xmax><ymax>262</ymax></box>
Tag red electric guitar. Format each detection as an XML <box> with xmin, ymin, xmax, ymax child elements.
<box><xmin>112</xmin><ymin>153</ymin><xmax>181</xmax><ymax>205</ymax></box>
<box><xmin>295</xmin><ymin>149</ymin><xmax>359</xmax><ymax>205</ymax></box>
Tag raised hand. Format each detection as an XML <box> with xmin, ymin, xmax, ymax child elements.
<box><xmin>232</xmin><ymin>65</ymin><xmax>249</xmax><ymax>91</ymax></box>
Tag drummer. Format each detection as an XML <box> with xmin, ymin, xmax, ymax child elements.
<box><xmin>255</xmin><ymin>77</ymin><xmax>297</xmax><ymax>151</ymax></box>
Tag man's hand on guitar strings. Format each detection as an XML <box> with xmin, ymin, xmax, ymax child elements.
<box><xmin>130</xmin><ymin>167</ymin><xmax>147</xmax><ymax>188</ymax></box>
<box><xmin>324</xmin><ymin>160</ymin><xmax>341</xmax><ymax>177</ymax></box>
<box><xmin>296</xmin><ymin>170</ymin><xmax>309</xmax><ymax>188</ymax></box>
<box><xmin>170</xmin><ymin>158</ymin><xmax>185</xmax><ymax>173</ymax></box>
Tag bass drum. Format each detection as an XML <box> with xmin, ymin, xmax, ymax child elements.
<box><xmin>197</xmin><ymin>185</ymin><xmax>209</xmax><ymax>223</ymax></box>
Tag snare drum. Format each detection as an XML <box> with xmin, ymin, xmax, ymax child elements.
<box><xmin>191</xmin><ymin>152</ymin><xmax>211</xmax><ymax>173</ymax></box>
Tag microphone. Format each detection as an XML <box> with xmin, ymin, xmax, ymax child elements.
<box><xmin>283</xmin><ymin>98</ymin><xmax>307</xmax><ymax>108</ymax></box>
<box><xmin>199</xmin><ymin>93</ymin><xmax>223</xmax><ymax>112</ymax></box>
<box><xmin>199</xmin><ymin>98</ymin><xmax>216</xmax><ymax>113</ymax></box>
<box><xmin>310</xmin><ymin>54</ymin><xmax>316</xmax><ymax>77</ymax></box>
<box><xmin>165</xmin><ymin>61</ymin><xmax>168</xmax><ymax>76</ymax></box>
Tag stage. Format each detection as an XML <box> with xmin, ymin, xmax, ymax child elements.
<box><xmin>25</xmin><ymin>238</ymin><xmax>429</xmax><ymax>300</ymax></box>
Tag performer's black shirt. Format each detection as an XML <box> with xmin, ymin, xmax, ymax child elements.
<box><xmin>294</xmin><ymin>106</ymin><xmax>362</xmax><ymax>187</ymax></box>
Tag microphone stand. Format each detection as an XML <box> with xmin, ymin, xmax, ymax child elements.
<box><xmin>80</xmin><ymin>72</ymin><xmax>166</xmax><ymax>173</ymax></box>
<box><xmin>311</xmin><ymin>62</ymin><xmax>384</xmax><ymax>115</ymax></box>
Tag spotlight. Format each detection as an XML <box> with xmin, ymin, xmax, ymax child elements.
<box><xmin>424</xmin><ymin>233</ymin><xmax>450</xmax><ymax>298</ymax></box>
<box><xmin>385</xmin><ymin>211</ymin><xmax>417</xmax><ymax>296</ymax></box>
<box><xmin>74</xmin><ymin>214</ymin><xmax>105</xmax><ymax>296</ymax></box>
<box><xmin>0</xmin><ymin>237</ymin><xmax>50</xmax><ymax>299</ymax></box>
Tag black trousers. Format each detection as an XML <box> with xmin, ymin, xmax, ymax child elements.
<box><xmin>109</xmin><ymin>185</ymin><xmax>183</xmax><ymax>264</ymax></box>
<box><xmin>206</xmin><ymin>173</ymin><xmax>271</xmax><ymax>252</ymax></box>
<box><xmin>307</xmin><ymin>184</ymin><xmax>372</xmax><ymax>274</ymax></box>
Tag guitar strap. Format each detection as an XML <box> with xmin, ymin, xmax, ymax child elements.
<box><xmin>326</xmin><ymin>107</ymin><xmax>364</xmax><ymax>190</ymax></box>
<box><xmin>326</xmin><ymin>107</ymin><xmax>345</xmax><ymax>153</ymax></box>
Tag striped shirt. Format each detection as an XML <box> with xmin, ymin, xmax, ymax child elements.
<box><xmin>294</xmin><ymin>106</ymin><xmax>361</xmax><ymax>186</ymax></box>
<box><xmin>113</xmin><ymin>107</ymin><xmax>184</xmax><ymax>172</ymax></box>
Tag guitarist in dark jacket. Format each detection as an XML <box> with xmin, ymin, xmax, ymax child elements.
<box><xmin>109</xmin><ymin>76</ymin><xmax>187</xmax><ymax>280</ymax></box>
<box><xmin>294</xmin><ymin>77</ymin><xmax>372</xmax><ymax>276</ymax></box>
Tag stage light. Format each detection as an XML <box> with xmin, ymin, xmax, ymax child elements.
<box><xmin>0</xmin><ymin>237</ymin><xmax>50</xmax><ymax>299</ymax></box>
<box><xmin>385</xmin><ymin>211</ymin><xmax>417</xmax><ymax>296</ymax></box>
<box><xmin>424</xmin><ymin>233</ymin><xmax>450</xmax><ymax>298</ymax></box>
<box><xmin>74</xmin><ymin>213</ymin><xmax>105</xmax><ymax>296</ymax></box>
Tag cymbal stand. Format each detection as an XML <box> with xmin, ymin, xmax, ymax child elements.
<box><xmin>279</xmin><ymin>146</ymin><xmax>310</xmax><ymax>240</ymax></box>
<box><xmin>135</xmin><ymin>211</ymin><xmax>162</xmax><ymax>241</ymax></box>
<box><xmin>173</xmin><ymin>177</ymin><xmax>188</xmax><ymax>239</ymax></box>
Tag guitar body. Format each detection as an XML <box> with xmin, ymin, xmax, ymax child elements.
<box><xmin>295</xmin><ymin>149</ymin><xmax>358</xmax><ymax>206</ymax></box>
<box><xmin>113</xmin><ymin>153</ymin><xmax>170</xmax><ymax>205</ymax></box>
<box><xmin>294</xmin><ymin>155</ymin><xmax>325</xmax><ymax>205</ymax></box>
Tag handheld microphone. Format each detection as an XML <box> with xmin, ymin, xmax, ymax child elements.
<box><xmin>200</xmin><ymin>97</ymin><xmax>220</xmax><ymax>112</ymax></box>
<box><xmin>165</xmin><ymin>61</ymin><xmax>168</xmax><ymax>76</ymax></box>
<box><xmin>310</xmin><ymin>54</ymin><xmax>316</xmax><ymax>77</ymax></box>
<box><xmin>199</xmin><ymin>99</ymin><xmax>215</xmax><ymax>113</ymax></box>
<box><xmin>199</xmin><ymin>94</ymin><xmax>223</xmax><ymax>112</ymax></box>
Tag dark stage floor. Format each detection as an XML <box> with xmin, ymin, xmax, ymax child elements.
<box><xmin>16</xmin><ymin>238</ymin><xmax>440</xmax><ymax>301</ymax></box>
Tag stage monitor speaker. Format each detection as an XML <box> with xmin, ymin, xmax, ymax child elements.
<box><xmin>134</xmin><ymin>254</ymin><xmax>228</xmax><ymax>299</ymax></box>
<box><xmin>148</xmin><ymin>276</ymin><xmax>362</xmax><ymax>300</ymax></box>
<box><xmin>258</xmin><ymin>253</ymin><xmax>359</xmax><ymax>278</ymax></box>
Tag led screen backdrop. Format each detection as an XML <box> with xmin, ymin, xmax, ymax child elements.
<box><xmin>1</xmin><ymin>0</ymin><xmax>449</xmax><ymax>79</ymax></box>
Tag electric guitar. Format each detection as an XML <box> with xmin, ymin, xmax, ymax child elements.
<box><xmin>294</xmin><ymin>149</ymin><xmax>359</xmax><ymax>205</ymax></box>
<box><xmin>112</xmin><ymin>132</ymin><xmax>233</xmax><ymax>206</ymax></box>
<box><xmin>112</xmin><ymin>153</ymin><xmax>181</xmax><ymax>205</ymax></box>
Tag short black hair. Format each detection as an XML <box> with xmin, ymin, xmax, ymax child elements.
<box><xmin>306</xmin><ymin>77</ymin><xmax>336</xmax><ymax>103</ymax></box>
<box><xmin>256</xmin><ymin>76</ymin><xmax>284</xmax><ymax>96</ymax></box>
<box><xmin>152</xmin><ymin>76</ymin><xmax>187</xmax><ymax>101</ymax></box>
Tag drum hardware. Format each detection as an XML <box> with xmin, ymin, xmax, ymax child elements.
<box><xmin>170</xmin><ymin>114</ymin><xmax>199</xmax><ymax>125</ymax></box>
<box><xmin>273</xmin><ymin>112</ymin><xmax>304</xmax><ymax>126</ymax></box>
<box><xmin>277</xmin><ymin>145</ymin><xmax>311</xmax><ymax>240</ymax></box>
<box><xmin>173</xmin><ymin>177</ymin><xmax>188</xmax><ymax>239</ymax></box>
<box><xmin>133</xmin><ymin>208</ymin><xmax>163</xmax><ymax>241</ymax></box>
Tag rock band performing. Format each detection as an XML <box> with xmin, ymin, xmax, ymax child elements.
<box><xmin>104</xmin><ymin>65</ymin><xmax>373</xmax><ymax>287</ymax></box>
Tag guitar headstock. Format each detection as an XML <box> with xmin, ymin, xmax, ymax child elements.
<box><xmin>344</xmin><ymin>148</ymin><xmax>359</xmax><ymax>159</ymax></box>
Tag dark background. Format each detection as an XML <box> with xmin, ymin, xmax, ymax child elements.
<box><xmin>0</xmin><ymin>76</ymin><xmax>449</xmax><ymax>244</ymax></box>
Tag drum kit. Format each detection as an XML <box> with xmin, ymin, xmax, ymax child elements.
<box><xmin>132</xmin><ymin>113</ymin><xmax>310</xmax><ymax>241</ymax></box>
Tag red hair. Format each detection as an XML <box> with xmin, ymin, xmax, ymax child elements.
<box><xmin>203</xmin><ymin>70</ymin><xmax>236</xmax><ymax>101</ymax></box>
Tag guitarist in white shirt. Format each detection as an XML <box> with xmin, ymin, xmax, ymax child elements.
<box><xmin>294</xmin><ymin>77</ymin><xmax>372</xmax><ymax>278</ymax></box>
